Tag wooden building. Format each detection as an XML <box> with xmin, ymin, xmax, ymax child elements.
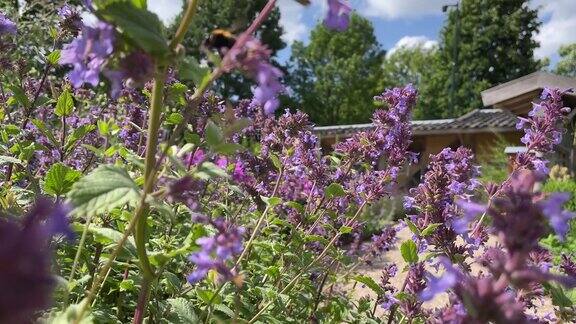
<box><xmin>314</xmin><ymin>72</ymin><xmax>576</xmax><ymax>186</ymax></box>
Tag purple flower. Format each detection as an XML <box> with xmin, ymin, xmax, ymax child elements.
<box><xmin>0</xmin><ymin>12</ymin><xmax>16</xmax><ymax>35</ymax></box>
<box><xmin>420</xmin><ymin>259</ymin><xmax>459</xmax><ymax>301</ymax></box>
<box><xmin>514</xmin><ymin>88</ymin><xmax>572</xmax><ymax>174</ymax></box>
<box><xmin>58</xmin><ymin>5</ymin><xmax>82</xmax><ymax>34</ymax></box>
<box><xmin>324</xmin><ymin>0</ymin><xmax>351</xmax><ymax>31</ymax></box>
<box><xmin>452</xmin><ymin>200</ymin><xmax>486</xmax><ymax>234</ymax></box>
<box><xmin>0</xmin><ymin>198</ymin><xmax>72</xmax><ymax>323</ymax></box>
<box><xmin>560</xmin><ymin>254</ymin><xmax>576</xmax><ymax>277</ymax></box>
<box><xmin>60</xmin><ymin>22</ymin><xmax>115</xmax><ymax>88</ymax></box>
<box><xmin>538</xmin><ymin>192</ymin><xmax>576</xmax><ymax>240</ymax></box>
<box><xmin>187</xmin><ymin>218</ymin><xmax>245</xmax><ymax>284</ymax></box>
<box><xmin>226</xmin><ymin>37</ymin><xmax>284</xmax><ymax>115</ymax></box>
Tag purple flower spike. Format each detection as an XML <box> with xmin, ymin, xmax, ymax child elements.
<box><xmin>187</xmin><ymin>218</ymin><xmax>245</xmax><ymax>284</ymax></box>
<box><xmin>0</xmin><ymin>199</ymin><xmax>72</xmax><ymax>323</ymax></box>
<box><xmin>420</xmin><ymin>258</ymin><xmax>459</xmax><ymax>301</ymax></box>
<box><xmin>539</xmin><ymin>192</ymin><xmax>576</xmax><ymax>240</ymax></box>
<box><xmin>324</xmin><ymin>0</ymin><xmax>351</xmax><ymax>31</ymax></box>
<box><xmin>60</xmin><ymin>22</ymin><xmax>115</xmax><ymax>88</ymax></box>
<box><xmin>0</xmin><ymin>12</ymin><xmax>16</xmax><ymax>35</ymax></box>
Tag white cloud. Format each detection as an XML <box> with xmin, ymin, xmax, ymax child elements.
<box><xmin>387</xmin><ymin>36</ymin><xmax>438</xmax><ymax>57</ymax></box>
<box><xmin>148</xmin><ymin>0</ymin><xmax>184</xmax><ymax>26</ymax></box>
<box><xmin>277</xmin><ymin>0</ymin><xmax>310</xmax><ymax>44</ymax></box>
<box><xmin>532</xmin><ymin>0</ymin><xmax>576</xmax><ymax>59</ymax></box>
<box><xmin>360</xmin><ymin>0</ymin><xmax>446</xmax><ymax>20</ymax></box>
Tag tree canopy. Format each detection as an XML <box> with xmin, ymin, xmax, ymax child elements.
<box><xmin>286</xmin><ymin>14</ymin><xmax>384</xmax><ymax>126</ymax></box>
<box><xmin>422</xmin><ymin>0</ymin><xmax>542</xmax><ymax>118</ymax></box>
<box><xmin>555</xmin><ymin>43</ymin><xmax>576</xmax><ymax>78</ymax></box>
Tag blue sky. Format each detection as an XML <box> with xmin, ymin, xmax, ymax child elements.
<box><xmin>149</xmin><ymin>0</ymin><xmax>576</xmax><ymax>67</ymax></box>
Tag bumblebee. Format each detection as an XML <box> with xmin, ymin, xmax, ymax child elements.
<box><xmin>203</xmin><ymin>29</ymin><xmax>236</xmax><ymax>56</ymax></box>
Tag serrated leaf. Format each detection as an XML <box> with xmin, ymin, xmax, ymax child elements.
<box><xmin>400</xmin><ymin>240</ymin><xmax>419</xmax><ymax>264</ymax></box>
<box><xmin>67</xmin><ymin>165</ymin><xmax>141</xmax><ymax>216</ymax></box>
<box><xmin>167</xmin><ymin>298</ymin><xmax>199</xmax><ymax>324</ymax></box>
<box><xmin>43</xmin><ymin>163</ymin><xmax>82</xmax><ymax>196</ymax></box>
<box><xmin>119</xmin><ymin>279</ymin><xmax>135</xmax><ymax>291</ymax></box>
<box><xmin>197</xmin><ymin>289</ymin><xmax>221</xmax><ymax>305</ymax></box>
<box><xmin>353</xmin><ymin>275</ymin><xmax>384</xmax><ymax>295</ymax></box>
<box><xmin>325</xmin><ymin>183</ymin><xmax>346</xmax><ymax>198</ymax></box>
<box><xmin>166</xmin><ymin>112</ymin><xmax>184</xmax><ymax>125</ymax></box>
<box><xmin>205</xmin><ymin>120</ymin><xmax>224</xmax><ymax>148</ymax></box>
<box><xmin>98</xmin><ymin>2</ymin><xmax>169</xmax><ymax>56</ymax></box>
<box><xmin>55</xmin><ymin>88</ymin><xmax>74</xmax><ymax>117</ymax></box>
<box><xmin>421</xmin><ymin>223</ymin><xmax>442</xmax><ymax>237</ymax></box>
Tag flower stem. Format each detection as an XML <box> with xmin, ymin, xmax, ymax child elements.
<box><xmin>133</xmin><ymin>277</ymin><xmax>152</xmax><ymax>324</ymax></box>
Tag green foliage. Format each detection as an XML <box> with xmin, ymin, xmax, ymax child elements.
<box><xmin>55</xmin><ymin>88</ymin><xmax>74</xmax><ymax>117</ymax></box>
<box><xmin>67</xmin><ymin>165</ymin><xmax>141</xmax><ymax>216</ymax></box>
<box><xmin>400</xmin><ymin>240</ymin><xmax>419</xmax><ymax>264</ymax></box>
<box><xmin>540</xmin><ymin>179</ymin><xmax>576</xmax><ymax>263</ymax></box>
<box><xmin>555</xmin><ymin>43</ymin><xmax>576</xmax><ymax>78</ymax></box>
<box><xmin>380</xmin><ymin>45</ymin><xmax>439</xmax><ymax>119</ymax></box>
<box><xmin>43</xmin><ymin>163</ymin><xmax>82</xmax><ymax>196</ymax></box>
<box><xmin>287</xmin><ymin>14</ymin><xmax>384</xmax><ymax>125</ymax></box>
<box><xmin>97</xmin><ymin>1</ymin><xmax>169</xmax><ymax>57</ymax></box>
<box><xmin>478</xmin><ymin>136</ymin><xmax>511</xmax><ymax>183</ymax></box>
<box><xmin>420</xmin><ymin>0</ymin><xmax>543</xmax><ymax>118</ymax></box>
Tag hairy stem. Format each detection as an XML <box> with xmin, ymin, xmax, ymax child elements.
<box><xmin>133</xmin><ymin>278</ymin><xmax>152</xmax><ymax>324</ymax></box>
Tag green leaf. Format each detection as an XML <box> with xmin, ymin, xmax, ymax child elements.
<box><xmin>0</xmin><ymin>155</ymin><xmax>22</xmax><ymax>165</ymax></box>
<box><xmin>167</xmin><ymin>298</ymin><xmax>199</xmax><ymax>324</ymax></box>
<box><xmin>32</xmin><ymin>119</ymin><xmax>59</xmax><ymax>146</ymax></box>
<box><xmin>421</xmin><ymin>223</ymin><xmax>442</xmax><ymax>237</ymax></box>
<box><xmin>119</xmin><ymin>279</ymin><xmax>135</xmax><ymax>291</ymax></box>
<box><xmin>65</xmin><ymin>125</ymin><xmax>96</xmax><ymax>152</ymax></box>
<box><xmin>325</xmin><ymin>183</ymin><xmax>346</xmax><ymax>198</ymax></box>
<box><xmin>339</xmin><ymin>226</ymin><xmax>353</xmax><ymax>234</ymax></box>
<box><xmin>97</xmin><ymin>120</ymin><xmax>110</xmax><ymax>136</ymax></box>
<box><xmin>43</xmin><ymin>163</ymin><xmax>82</xmax><ymax>196</ymax></box>
<box><xmin>400</xmin><ymin>240</ymin><xmax>419</xmax><ymax>264</ymax></box>
<box><xmin>214</xmin><ymin>143</ymin><xmax>243</xmax><ymax>155</ymax></box>
<box><xmin>67</xmin><ymin>165</ymin><xmax>141</xmax><ymax>216</ymax></box>
<box><xmin>179</xmin><ymin>56</ymin><xmax>211</xmax><ymax>87</ymax></box>
<box><xmin>98</xmin><ymin>2</ymin><xmax>169</xmax><ymax>56</ymax></box>
<box><xmin>404</xmin><ymin>219</ymin><xmax>421</xmax><ymax>236</ymax></box>
<box><xmin>261</xmin><ymin>196</ymin><xmax>282</xmax><ymax>207</ymax></box>
<box><xmin>353</xmin><ymin>275</ymin><xmax>384</xmax><ymax>295</ymax></box>
<box><xmin>205</xmin><ymin>120</ymin><xmax>224</xmax><ymax>148</ymax></box>
<box><xmin>8</xmin><ymin>85</ymin><xmax>30</xmax><ymax>108</ymax></box>
<box><xmin>71</xmin><ymin>223</ymin><xmax>137</xmax><ymax>254</ymax></box>
<box><xmin>269</xmin><ymin>153</ymin><xmax>281</xmax><ymax>170</ymax></box>
<box><xmin>47</xmin><ymin>50</ymin><xmax>61</xmax><ymax>65</ymax></box>
<box><xmin>55</xmin><ymin>88</ymin><xmax>74</xmax><ymax>117</ymax></box>
<box><xmin>194</xmin><ymin>162</ymin><xmax>229</xmax><ymax>180</ymax></box>
<box><xmin>197</xmin><ymin>289</ymin><xmax>221</xmax><ymax>305</ymax></box>
<box><xmin>131</xmin><ymin>0</ymin><xmax>147</xmax><ymax>8</ymax></box>
<box><xmin>166</xmin><ymin>112</ymin><xmax>184</xmax><ymax>125</ymax></box>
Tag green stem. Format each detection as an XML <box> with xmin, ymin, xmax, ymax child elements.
<box><xmin>136</xmin><ymin>67</ymin><xmax>168</xmax><ymax>281</ymax></box>
<box><xmin>169</xmin><ymin>0</ymin><xmax>201</xmax><ymax>50</ymax></box>
<box><xmin>64</xmin><ymin>213</ymin><xmax>94</xmax><ymax>306</ymax></box>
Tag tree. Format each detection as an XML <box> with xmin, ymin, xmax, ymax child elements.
<box><xmin>423</xmin><ymin>0</ymin><xmax>542</xmax><ymax>118</ymax></box>
<box><xmin>173</xmin><ymin>0</ymin><xmax>285</xmax><ymax>100</ymax></box>
<box><xmin>380</xmin><ymin>44</ymin><xmax>440</xmax><ymax>119</ymax></box>
<box><xmin>555</xmin><ymin>43</ymin><xmax>576</xmax><ymax>78</ymax></box>
<box><xmin>286</xmin><ymin>14</ymin><xmax>384</xmax><ymax>126</ymax></box>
